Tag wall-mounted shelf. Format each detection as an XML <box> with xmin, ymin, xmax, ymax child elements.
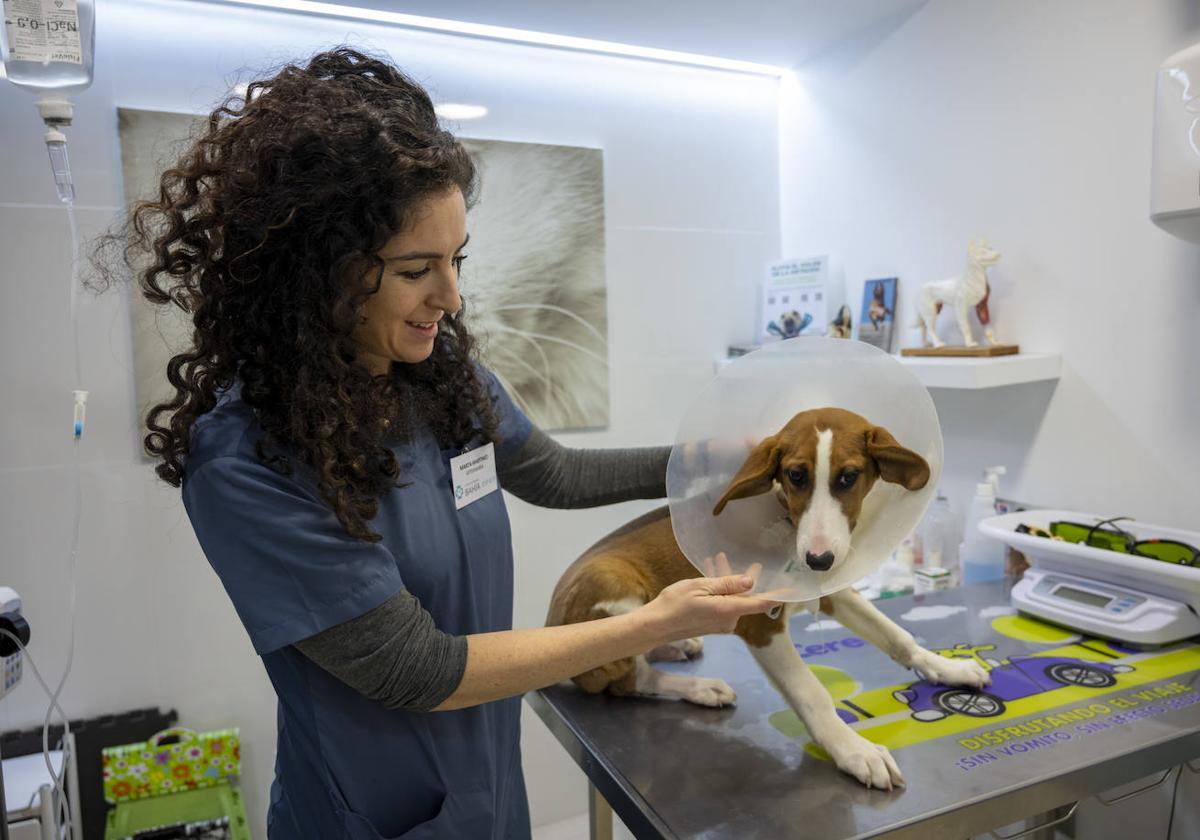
<box><xmin>714</xmin><ymin>351</ymin><xmax>1062</xmax><ymax>390</ymax></box>
<box><xmin>896</xmin><ymin>352</ymin><xmax>1061</xmax><ymax>390</ymax></box>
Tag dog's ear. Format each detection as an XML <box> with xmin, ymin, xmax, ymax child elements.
<box><xmin>866</xmin><ymin>426</ymin><xmax>930</xmax><ymax>491</ymax></box>
<box><xmin>713</xmin><ymin>437</ymin><xmax>781</xmax><ymax>516</ymax></box>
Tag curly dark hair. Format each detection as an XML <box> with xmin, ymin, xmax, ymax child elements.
<box><xmin>94</xmin><ymin>47</ymin><xmax>499</xmax><ymax>541</ymax></box>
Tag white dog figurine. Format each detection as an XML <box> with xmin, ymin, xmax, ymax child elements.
<box><xmin>915</xmin><ymin>239</ymin><xmax>1001</xmax><ymax>348</ymax></box>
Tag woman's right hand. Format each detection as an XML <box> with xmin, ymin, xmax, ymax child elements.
<box><xmin>641</xmin><ymin>554</ymin><xmax>780</xmax><ymax>643</ymax></box>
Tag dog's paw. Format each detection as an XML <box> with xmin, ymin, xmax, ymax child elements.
<box><xmin>821</xmin><ymin>727</ymin><xmax>905</xmax><ymax>790</ymax></box>
<box><xmin>912</xmin><ymin>651</ymin><xmax>990</xmax><ymax>689</ymax></box>
<box><xmin>646</xmin><ymin>644</ymin><xmax>687</xmax><ymax>662</ymax></box>
<box><xmin>647</xmin><ymin>637</ymin><xmax>704</xmax><ymax>662</ymax></box>
<box><xmin>682</xmin><ymin>677</ymin><xmax>736</xmax><ymax>708</ymax></box>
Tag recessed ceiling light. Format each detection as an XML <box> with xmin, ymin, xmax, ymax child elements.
<box><xmin>435</xmin><ymin>103</ymin><xmax>488</xmax><ymax>120</ymax></box>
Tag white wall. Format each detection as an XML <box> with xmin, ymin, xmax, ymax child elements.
<box><xmin>0</xmin><ymin>0</ymin><xmax>779</xmax><ymax>834</ymax></box>
<box><xmin>781</xmin><ymin>0</ymin><xmax>1200</xmax><ymax>529</ymax></box>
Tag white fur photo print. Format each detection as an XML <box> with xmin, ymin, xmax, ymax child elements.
<box><xmin>457</xmin><ymin>137</ymin><xmax>609</xmax><ymax>431</ymax></box>
<box><xmin>117</xmin><ymin>109</ymin><xmax>610</xmax><ymax>437</ymax></box>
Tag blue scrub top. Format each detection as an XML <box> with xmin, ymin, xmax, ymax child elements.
<box><xmin>182</xmin><ymin>367</ymin><xmax>534</xmax><ymax>839</ymax></box>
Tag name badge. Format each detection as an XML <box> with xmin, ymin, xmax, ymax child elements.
<box><xmin>449</xmin><ymin>442</ymin><xmax>498</xmax><ymax>510</ymax></box>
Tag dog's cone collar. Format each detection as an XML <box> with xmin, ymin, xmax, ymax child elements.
<box><xmin>667</xmin><ymin>338</ymin><xmax>943</xmax><ymax>602</ymax></box>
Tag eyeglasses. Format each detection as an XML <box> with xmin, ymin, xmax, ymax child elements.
<box><xmin>1039</xmin><ymin>517</ymin><xmax>1200</xmax><ymax>567</ymax></box>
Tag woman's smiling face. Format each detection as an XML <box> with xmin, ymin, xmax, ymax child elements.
<box><xmin>353</xmin><ymin>187</ymin><xmax>469</xmax><ymax>373</ymax></box>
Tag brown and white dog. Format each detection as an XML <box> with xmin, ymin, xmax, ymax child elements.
<box><xmin>546</xmin><ymin>407</ymin><xmax>990</xmax><ymax>789</ymax></box>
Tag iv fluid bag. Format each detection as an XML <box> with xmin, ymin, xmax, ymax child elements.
<box><xmin>1</xmin><ymin>0</ymin><xmax>95</xmax><ymax>95</ymax></box>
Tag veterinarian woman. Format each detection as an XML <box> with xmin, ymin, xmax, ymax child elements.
<box><xmin>111</xmin><ymin>48</ymin><xmax>776</xmax><ymax>839</ymax></box>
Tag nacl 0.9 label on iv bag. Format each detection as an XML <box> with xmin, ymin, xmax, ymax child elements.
<box><xmin>3</xmin><ymin>0</ymin><xmax>83</xmax><ymax>65</ymax></box>
<box><xmin>449</xmin><ymin>442</ymin><xmax>498</xmax><ymax>511</ymax></box>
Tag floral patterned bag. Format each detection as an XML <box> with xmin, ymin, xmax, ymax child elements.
<box><xmin>102</xmin><ymin>727</ymin><xmax>241</xmax><ymax>803</ymax></box>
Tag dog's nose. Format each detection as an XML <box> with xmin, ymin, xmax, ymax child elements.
<box><xmin>805</xmin><ymin>551</ymin><xmax>835</xmax><ymax>571</ymax></box>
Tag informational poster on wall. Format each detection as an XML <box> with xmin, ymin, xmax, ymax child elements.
<box><xmin>759</xmin><ymin>255</ymin><xmax>828</xmax><ymax>342</ymax></box>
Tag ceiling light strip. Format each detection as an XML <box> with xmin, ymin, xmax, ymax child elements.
<box><xmin>206</xmin><ymin>0</ymin><xmax>789</xmax><ymax>77</ymax></box>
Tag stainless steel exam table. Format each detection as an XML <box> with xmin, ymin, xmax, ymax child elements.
<box><xmin>527</xmin><ymin>581</ymin><xmax>1200</xmax><ymax>839</ymax></box>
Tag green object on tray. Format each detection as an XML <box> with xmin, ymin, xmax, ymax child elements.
<box><xmin>1049</xmin><ymin>518</ymin><xmax>1199</xmax><ymax>566</ymax></box>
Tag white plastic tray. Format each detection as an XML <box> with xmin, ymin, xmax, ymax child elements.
<box><xmin>979</xmin><ymin>509</ymin><xmax>1200</xmax><ymax>607</ymax></box>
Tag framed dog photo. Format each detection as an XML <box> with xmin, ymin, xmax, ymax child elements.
<box><xmin>858</xmin><ymin>277</ymin><xmax>898</xmax><ymax>351</ymax></box>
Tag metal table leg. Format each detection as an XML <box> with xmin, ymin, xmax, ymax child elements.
<box><xmin>589</xmin><ymin>781</ymin><xmax>613</xmax><ymax>840</ymax></box>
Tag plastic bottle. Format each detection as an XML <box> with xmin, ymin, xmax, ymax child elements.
<box><xmin>1</xmin><ymin>0</ymin><xmax>96</xmax><ymax>95</ymax></box>
<box><xmin>921</xmin><ymin>492</ymin><xmax>960</xmax><ymax>583</ymax></box>
<box><xmin>960</xmin><ymin>480</ymin><xmax>1006</xmax><ymax>584</ymax></box>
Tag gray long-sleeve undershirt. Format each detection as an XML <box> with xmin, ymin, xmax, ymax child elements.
<box><xmin>294</xmin><ymin>428</ymin><xmax>671</xmax><ymax>711</ymax></box>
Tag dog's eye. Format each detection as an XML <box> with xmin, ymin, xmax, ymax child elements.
<box><xmin>787</xmin><ymin>467</ymin><xmax>808</xmax><ymax>488</ymax></box>
<box><xmin>836</xmin><ymin>470</ymin><xmax>860</xmax><ymax>490</ymax></box>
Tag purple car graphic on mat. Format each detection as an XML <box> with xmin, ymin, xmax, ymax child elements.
<box><xmin>892</xmin><ymin>656</ymin><xmax>1134</xmax><ymax>722</ymax></box>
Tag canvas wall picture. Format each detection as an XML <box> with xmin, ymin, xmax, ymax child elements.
<box><xmin>117</xmin><ymin>109</ymin><xmax>610</xmax><ymax>437</ymax></box>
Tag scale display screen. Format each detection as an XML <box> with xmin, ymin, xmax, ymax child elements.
<box><xmin>1053</xmin><ymin>585</ymin><xmax>1112</xmax><ymax>609</ymax></box>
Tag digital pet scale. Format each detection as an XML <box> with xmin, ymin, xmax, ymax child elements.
<box><xmin>980</xmin><ymin>510</ymin><xmax>1200</xmax><ymax>646</ymax></box>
